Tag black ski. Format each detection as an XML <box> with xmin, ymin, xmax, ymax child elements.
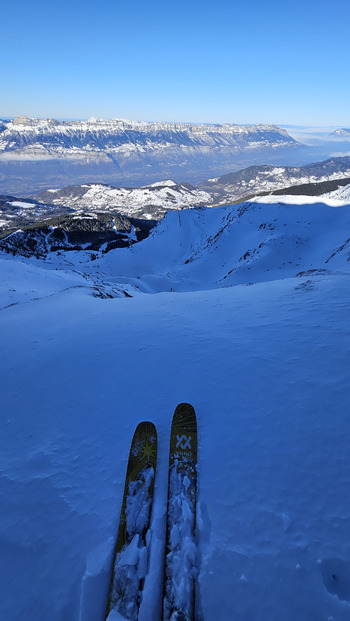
<box><xmin>105</xmin><ymin>421</ymin><xmax>158</xmax><ymax>620</ymax></box>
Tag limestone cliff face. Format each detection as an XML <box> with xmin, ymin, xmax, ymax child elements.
<box><xmin>0</xmin><ymin>116</ymin><xmax>302</xmax><ymax>194</ymax></box>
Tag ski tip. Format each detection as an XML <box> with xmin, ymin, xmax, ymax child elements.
<box><xmin>127</xmin><ymin>420</ymin><xmax>158</xmax><ymax>474</ymax></box>
<box><xmin>170</xmin><ymin>403</ymin><xmax>197</xmax><ymax>466</ymax></box>
<box><xmin>172</xmin><ymin>403</ymin><xmax>197</xmax><ymax>433</ymax></box>
<box><xmin>132</xmin><ymin>420</ymin><xmax>157</xmax><ymax>439</ymax></box>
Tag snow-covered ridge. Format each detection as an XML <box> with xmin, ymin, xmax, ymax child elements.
<box><xmin>0</xmin><ymin>116</ymin><xmax>299</xmax><ymax>159</ymax></box>
<box><xmin>96</xmin><ymin>194</ymin><xmax>350</xmax><ymax>293</ymax></box>
<box><xmin>34</xmin><ymin>157</ymin><xmax>350</xmax><ymax>221</ymax></box>
<box><xmin>0</xmin><ymin>116</ymin><xmax>303</xmax><ymax>195</ymax></box>
<box><xmin>2</xmin><ymin>158</ymin><xmax>350</xmax><ymax>232</ymax></box>
<box><xmin>3</xmin><ymin>115</ymin><xmax>294</xmax><ymax>138</ymax></box>
<box><xmin>198</xmin><ymin>157</ymin><xmax>350</xmax><ymax>203</ymax></box>
<box><xmin>35</xmin><ymin>181</ymin><xmax>213</xmax><ymax>221</ymax></box>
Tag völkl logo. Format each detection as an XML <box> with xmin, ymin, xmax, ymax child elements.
<box><xmin>176</xmin><ymin>435</ymin><xmax>192</xmax><ymax>450</ymax></box>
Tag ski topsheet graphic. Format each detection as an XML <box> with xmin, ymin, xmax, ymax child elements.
<box><xmin>105</xmin><ymin>421</ymin><xmax>157</xmax><ymax>621</ymax></box>
<box><xmin>163</xmin><ymin>403</ymin><xmax>198</xmax><ymax>621</ymax></box>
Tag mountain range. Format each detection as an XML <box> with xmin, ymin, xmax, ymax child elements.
<box><xmin>0</xmin><ymin>116</ymin><xmax>302</xmax><ymax>194</ymax></box>
<box><xmin>33</xmin><ymin>156</ymin><xmax>350</xmax><ymax>218</ymax></box>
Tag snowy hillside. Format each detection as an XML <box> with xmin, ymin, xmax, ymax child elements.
<box><xmin>0</xmin><ymin>194</ymin><xmax>76</xmax><ymax>235</ymax></box>
<box><xmin>0</xmin><ymin>213</ymin><xmax>155</xmax><ymax>258</ymax></box>
<box><xmin>199</xmin><ymin>156</ymin><xmax>350</xmax><ymax>204</ymax></box>
<box><xmin>323</xmin><ymin>182</ymin><xmax>350</xmax><ymax>201</ymax></box>
<box><xmin>89</xmin><ymin>194</ymin><xmax>350</xmax><ymax>291</ymax></box>
<box><xmin>1</xmin><ymin>192</ymin><xmax>350</xmax><ymax>621</ymax></box>
<box><xmin>35</xmin><ymin>180</ymin><xmax>213</xmax><ymax>220</ymax></box>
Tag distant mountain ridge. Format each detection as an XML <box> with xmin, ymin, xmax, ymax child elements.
<box><xmin>2</xmin><ymin>156</ymin><xmax>350</xmax><ymax>255</ymax></box>
<box><xmin>0</xmin><ymin>116</ymin><xmax>301</xmax><ymax>194</ymax></box>
<box><xmin>1</xmin><ymin>155</ymin><xmax>350</xmax><ymax>231</ymax></box>
<box><xmin>35</xmin><ymin>180</ymin><xmax>212</xmax><ymax>220</ymax></box>
<box><xmin>32</xmin><ymin>156</ymin><xmax>350</xmax><ymax>219</ymax></box>
<box><xmin>0</xmin><ymin>116</ymin><xmax>298</xmax><ymax>150</ymax></box>
<box><xmin>331</xmin><ymin>128</ymin><xmax>350</xmax><ymax>137</ymax></box>
<box><xmin>198</xmin><ymin>157</ymin><xmax>350</xmax><ymax>203</ymax></box>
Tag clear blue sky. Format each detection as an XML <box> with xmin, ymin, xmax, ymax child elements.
<box><xmin>2</xmin><ymin>0</ymin><xmax>349</xmax><ymax>126</ymax></box>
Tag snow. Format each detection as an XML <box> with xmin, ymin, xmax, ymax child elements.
<box><xmin>253</xmin><ymin>193</ymin><xmax>350</xmax><ymax>208</ymax></box>
<box><xmin>0</xmin><ymin>117</ymin><xmax>297</xmax><ymax>179</ymax></box>
<box><xmin>164</xmin><ymin>460</ymin><xmax>197</xmax><ymax>620</ymax></box>
<box><xmin>1</xmin><ymin>193</ymin><xmax>350</xmax><ymax>620</ymax></box>
<box><xmin>322</xmin><ymin>183</ymin><xmax>350</xmax><ymax>201</ymax></box>
<box><xmin>108</xmin><ymin>531</ymin><xmax>146</xmax><ymax>620</ymax></box>
<box><xmin>148</xmin><ymin>180</ymin><xmax>178</xmax><ymax>188</ymax></box>
<box><xmin>9</xmin><ymin>201</ymin><xmax>37</xmax><ymax>209</ymax></box>
<box><xmin>106</xmin><ymin>463</ymin><xmax>156</xmax><ymax>618</ymax></box>
<box><xmin>40</xmin><ymin>182</ymin><xmax>213</xmax><ymax>218</ymax></box>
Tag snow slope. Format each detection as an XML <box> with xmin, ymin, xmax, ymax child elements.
<box><xmin>323</xmin><ymin>182</ymin><xmax>350</xmax><ymax>201</ymax></box>
<box><xmin>93</xmin><ymin>195</ymin><xmax>350</xmax><ymax>292</ymax></box>
<box><xmin>1</xmin><ymin>194</ymin><xmax>350</xmax><ymax>621</ymax></box>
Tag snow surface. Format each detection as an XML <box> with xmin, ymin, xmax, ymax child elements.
<box><xmin>1</xmin><ymin>193</ymin><xmax>350</xmax><ymax>620</ymax></box>
<box><xmin>107</xmin><ymin>466</ymin><xmax>155</xmax><ymax>620</ymax></box>
<box><xmin>164</xmin><ymin>460</ymin><xmax>197</xmax><ymax>620</ymax></box>
<box><xmin>9</xmin><ymin>201</ymin><xmax>38</xmax><ymax>209</ymax></box>
<box><xmin>322</xmin><ymin>183</ymin><xmax>350</xmax><ymax>201</ymax></box>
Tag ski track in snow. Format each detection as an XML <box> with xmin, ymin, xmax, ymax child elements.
<box><xmin>1</xmin><ymin>195</ymin><xmax>350</xmax><ymax>620</ymax></box>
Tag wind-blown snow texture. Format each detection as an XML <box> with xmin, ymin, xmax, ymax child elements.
<box><xmin>1</xmin><ymin>192</ymin><xmax>350</xmax><ymax>620</ymax></box>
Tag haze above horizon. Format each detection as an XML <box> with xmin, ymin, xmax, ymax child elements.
<box><xmin>2</xmin><ymin>0</ymin><xmax>349</xmax><ymax>127</ymax></box>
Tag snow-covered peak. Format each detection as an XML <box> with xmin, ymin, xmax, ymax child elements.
<box><xmin>147</xmin><ymin>180</ymin><xmax>178</xmax><ymax>188</ymax></box>
<box><xmin>331</xmin><ymin>127</ymin><xmax>350</xmax><ymax>137</ymax></box>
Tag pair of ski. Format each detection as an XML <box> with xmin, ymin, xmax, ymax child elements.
<box><xmin>105</xmin><ymin>403</ymin><xmax>198</xmax><ymax>621</ymax></box>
